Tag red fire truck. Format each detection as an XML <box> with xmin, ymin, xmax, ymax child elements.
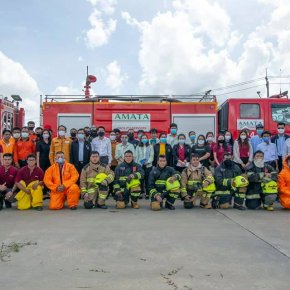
<box><xmin>41</xmin><ymin>95</ymin><xmax>218</xmax><ymax>139</ymax></box>
<box><xmin>0</xmin><ymin>95</ymin><xmax>25</xmax><ymax>135</ymax></box>
<box><xmin>218</xmin><ymin>97</ymin><xmax>290</xmax><ymax>138</ymax></box>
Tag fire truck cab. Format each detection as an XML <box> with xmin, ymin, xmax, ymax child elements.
<box><xmin>218</xmin><ymin>97</ymin><xmax>290</xmax><ymax>138</ymax></box>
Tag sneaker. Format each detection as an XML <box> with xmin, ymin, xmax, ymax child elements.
<box><xmin>234</xmin><ymin>204</ymin><xmax>246</xmax><ymax>211</ymax></box>
<box><xmin>34</xmin><ymin>206</ymin><xmax>43</xmax><ymax>211</ymax></box>
<box><xmin>165</xmin><ymin>202</ymin><xmax>175</xmax><ymax>210</ymax></box>
<box><xmin>96</xmin><ymin>204</ymin><xmax>108</xmax><ymax>209</ymax></box>
<box><xmin>70</xmin><ymin>206</ymin><xmax>78</xmax><ymax>210</ymax></box>
<box><xmin>264</xmin><ymin>205</ymin><xmax>274</xmax><ymax>211</ymax></box>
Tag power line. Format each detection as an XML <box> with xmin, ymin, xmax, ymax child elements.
<box><xmin>215</xmin><ymin>84</ymin><xmax>265</xmax><ymax>96</ymax></box>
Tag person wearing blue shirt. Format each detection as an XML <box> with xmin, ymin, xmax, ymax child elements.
<box><xmin>250</xmin><ymin>123</ymin><xmax>264</xmax><ymax>153</ymax></box>
<box><xmin>257</xmin><ymin>131</ymin><xmax>278</xmax><ymax>170</ymax></box>
<box><xmin>271</xmin><ymin>122</ymin><xmax>289</xmax><ymax>171</ymax></box>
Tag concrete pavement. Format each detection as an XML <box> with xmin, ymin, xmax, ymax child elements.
<box><xmin>0</xmin><ymin>199</ymin><xmax>290</xmax><ymax>290</ymax></box>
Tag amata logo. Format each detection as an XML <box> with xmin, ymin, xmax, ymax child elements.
<box><xmin>112</xmin><ymin>113</ymin><xmax>150</xmax><ymax>120</ymax></box>
<box><xmin>112</xmin><ymin>113</ymin><xmax>151</xmax><ymax>131</ymax></box>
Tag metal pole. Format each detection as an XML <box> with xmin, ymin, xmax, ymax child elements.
<box><xmin>265</xmin><ymin>68</ymin><xmax>269</xmax><ymax>98</ymax></box>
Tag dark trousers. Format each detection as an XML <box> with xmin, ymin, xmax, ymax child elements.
<box><xmin>100</xmin><ymin>156</ymin><xmax>109</xmax><ymax>165</ymax></box>
<box><xmin>141</xmin><ymin>166</ymin><xmax>152</xmax><ymax>196</ymax></box>
<box><xmin>0</xmin><ymin>189</ymin><xmax>12</xmax><ymax>209</ymax></box>
<box><xmin>278</xmin><ymin>156</ymin><xmax>283</xmax><ymax>172</ymax></box>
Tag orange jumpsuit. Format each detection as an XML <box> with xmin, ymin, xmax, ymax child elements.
<box><xmin>278</xmin><ymin>155</ymin><xmax>290</xmax><ymax>209</ymax></box>
<box><xmin>44</xmin><ymin>162</ymin><xmax>80</xmax><ymax>210</ymax></box>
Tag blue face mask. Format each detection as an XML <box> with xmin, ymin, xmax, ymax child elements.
<box><xmin>141</xmin><ymin>139</ymin><xmax>148</xmax><ymax>144</ymax></box>
<box><xmin>179</xmin><ymin>139</ymin><xmax>185</xmax><ymax>144</ymax></box>
<box><xmin>170</xmin><ymin>128</ymin><xmax>177</xmax><ymax>135</ymax></box>
<box><xmin>160</xmin><ymin>137</ymin><xmax>167</xmax><ymax>143</ymax></box>
<box><xmin>257</xmin><ymin>129</ymin><xmax>263</xmax><ymax>135</ymax></box>
<box><xmin>56</xmin><ymin>157</ymin><xmax>65</xmax><ymax>164</ymax></box>
<box><xmin>263</xmin><ymin>137</ymin><xmax>270</xmax><ymax>143</ymax></box>
<box><xmin>190</xmin><ymin>135</ymin><xmax>196</xmax><ymax>141</ymax></box>
<box><xmin>78</xmin><ymin>133</ymin><xmax>84</xmax><ymax>139</ymax></box>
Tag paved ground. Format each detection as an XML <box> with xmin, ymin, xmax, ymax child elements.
<box><xmin>0</xmin><ymin>199</ymin><xmax>290</xmax><ymax>290</ymax></box>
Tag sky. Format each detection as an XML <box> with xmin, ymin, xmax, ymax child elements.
<box><xmin>0</xmin><ymin>0</ymin><xmax>290</xmax><ymax>124</ymax></box>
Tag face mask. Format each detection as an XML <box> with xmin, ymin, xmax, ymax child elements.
<box><xmin>179</xmin><ymin>139</ymin><xmax>185</xmax><ymax>144</ymax></box>
<box><xmin>218</xmin><ymin>139</ymin><xmax>225</xmax><ymax>144</ymax></box>
<box><xmin>85</xmin><ymin>131</ymin><xmax>90</xmax><ymax>137</ymax></box>
<box><xmin>257</xmin><ymin>129</ymin><xmax>263</xmax><ymax>135</ymax></box>
<box><xmin>121</xmin><ymin>138</ymin><xmax>128</xmax><ymax>144</ymax></box>
<box><xmin>138</xmin><ymin>134</ymin><xmax>143</xmax><ymax>139</ymax></box>
<box><xmin>170</xmin><ymin>128</ymin><xmax>177</xmax><ymax>135</ymax></box>
<box><xmin>263</xmin><ymin>137</ymin><xmax>270</xmax><ymax>143</ymax></box>
<box><xmin>98</xmin><ymin>131</ymin><xmax>105</xmax><ymax>137</ymax></box>
<box><xmin>197</xmin><ymin>139</ymin><xmax>205</xmax><ymax>145</ymax></box>
<box><xmin>70</xmin><ymin>133</ymin><xmax>77</xmax><ymax>138</ymax></box>
<box><xmin>13</xmin><ymin>133</ymin><xmax>20</xmax><ymax>139</ymax></box>
<box><xmin>150</xmin><ymin>139</ymin><xmax>157</xmax><ymax>144</ymax></box>
<box><xmin>128</xmin><ymin>133</ymin><xmax>134</xmax><ymax>138</ymax></box>
<box><xmin>110</xmin><ymin>135</ymin><xmax>116</xmax><ymax>141</ymax></box>
<box><xmin>58</xmin><ymin>130</ymin><xmax>65</xmax><ymax>137</ymax></box>
<box><xmin>91</xmin><ymin>131</ymin><xmax>97</xmax><ymax>137</ymax></box>
<box><xmin>160</xmin><ymin>137</ymin><xmax>167</xmax><ymax>143</ymax></box>
<box><xmin>141</xmin><ymin>139</ymin><xmax>148</xmax><ymax>144</ymax></box>
<box><xmin>43</xmin><ymin>134</ymin><xmax>50</xmax><ymax>139</ymax></box>
<box><xmin>278</xmin><ymin>128</ymin><xmax>285</xmax><ymax>134</ymax></box>
<box><xmin>77</xmin><ymin>133</ymin><xmax>84</xmax><ymax>139</ymax></box>
<box><xmin>225</xmin><ymin>135</ymin><xmax>231</xmax><ymax>141</ymax></box>
<box><xmin>190</xmin><ymin>135</ymin><xmax>196</xmax><ymax>141</ymax></box>
<box><xmin>254</xmin><ymin>159</ymin><xmax>264</xmax><ymax>168</ymax></box>
<box><xmin>21</xmin><ymin>132</ymin><xmax>29</xmax><ymax>138</ymax></box>
<box><xmin>36</xmin><ymin>133</ymin><xmax>41</xmax><ymax>138</ymax></box>
<box><xmin>29</xmin><ymin>126</ymin><xmax>35</xmax><ymax>130</ymax></box>
<box><xmin>207</xmin><ymin>136</ymin><xmax>214</xmax><ymax>142</ymax></box>
<box><xmin>240</xmin><ymin>135</ymin><xmax>247</xmax><ymax>140</ymax></box>
<box><xmin>56</xmin><ymin>157</ymin><xmax>65</xmax><ymax>164</ymax></box>
<box><xmin>224</xmin><ymin>159</ymin><xmax>233</xmax><ymax>167</ymax></box>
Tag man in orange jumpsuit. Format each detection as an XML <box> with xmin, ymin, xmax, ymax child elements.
<box><xmin>278</xmin><ymin>155</ymin><xmax>290</xmax><ymax>209</ymax></box>
<box><xmin>44</xmin><ymin>151</ymin><xmax>80</xmax><ymax>210</ymax></box>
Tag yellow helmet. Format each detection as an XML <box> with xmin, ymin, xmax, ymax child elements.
<box><xmin>166</xmin><ymin>178</ymin><xmax>181</xmax><ymax>192</ymax></box>
<box><xmin>94</xmin><ymin>173</ymin><xmax>108</xmax><ymax>184</ymax></box>
<box><xmin>203</xmin><ymin>181</ymin><xmax>216</xmax><ymax>193</ymax></box>
<box><xmin>126</xmin><ymin>179</ymin><xmax>141</xmax><ymax>190</ymax></box>
<box><xmin>233</xmin><ymin>176</ymin><xmax>249</xmax><ymax>188</ymax></box>
<box><xmin>262</xmin><ymin>180</ymin><xmax>278</xmax><ymax>194</ymax></box>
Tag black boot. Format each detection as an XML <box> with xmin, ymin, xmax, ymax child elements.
<box><xmin>96</xmin><ymin>204</ymin><xmax>108</xmax><ymax>209</ymax></box>
<box><xmin>234</xmin><ymin>203</ymin><xmax>246</xmax><ymax>210</ymax></box>
<box><xmin>165</xmin><ymin>202</ymin><xmax>175</xmax><ymax>210</ymax></box>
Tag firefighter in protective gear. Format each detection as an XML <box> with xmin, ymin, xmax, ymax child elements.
<box><xmin>113</xmin><ymin>150</ymin><xmax>144</xmax><ymax>209</ymax></box>
<box><xmin>246</xmin><ymin>150</ymin><xmax>277</xmax><ymax>211</ymax></box>
<box><xmin>278</xmin><ymin>155</ymin><xmax>290</xmax><ymax>209</ymax></box>
<box><xmin>148</xmin><ymin>154</ymin><xmax>181</xmax><ymax>210</ymax></box>
<box><xmin>214</xmin><ymin>152</ymin><xmax>247</xmax><ymax>210</ymax></box>
<box><xmin>180</xmin><ymin>153</ymin><xmax>215</xmax><ymax>209</ymax></box>
<box><xmin>44</xmin><ymin>151</ymin><xmax>80</xmax><ymax>210</ymax></box>
<box><xmin>80</xmin><ymin>151</ymin><xmax>114</xmax><ymax>209</ymax></box>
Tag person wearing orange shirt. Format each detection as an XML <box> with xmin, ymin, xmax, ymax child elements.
<box><xmin>13</xmin><ymin>127</ymin><xmax>36</xmax><ymax>168</ymax></box>
<box><xmin>49</xmin><ymin>125</ymin><xmax>72</xmax><ymax>165</ymax></box>
<box><xmin>0</xmin><ymin>129</ymin><xmax>14</xmax><ymax>163</ymax></box>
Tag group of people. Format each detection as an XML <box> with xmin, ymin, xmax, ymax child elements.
<box><xmin>0</xmin><ymin>121</ymin><xmax>289</xmax><ymax>211</ymax></box>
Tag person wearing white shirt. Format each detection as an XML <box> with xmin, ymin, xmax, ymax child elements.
<box><xmin>115</xmin><ymin>134</ymin><xmax>135</xmax><ymax>164</ymax></box>
<box><xmin>91</xmin><ymin>126</ymin><xmax>112</xmax><ymax>166</ymax></box>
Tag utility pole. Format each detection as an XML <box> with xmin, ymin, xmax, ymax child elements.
<box><xmin>265</xmin><ymin>68</ymin><xmax>269</xmax><ymax>98</ymax></box>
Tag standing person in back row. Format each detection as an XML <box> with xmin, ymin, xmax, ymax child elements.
<box><xmin>271</xmin><ymin>122</ymin><xmax>289</xmax><ymax>171</ymax></box>
<box><xmin>167</xmin><ymin>123</ymin><xmax>178</xmax><ymax>147</ymax></box>
<box><xmin>91</xmin><ymin>126</ymin><xmax>112</xmax><ymax>166</ymax></box>
<box><xmin>251</xmin><ymin>123</ymin><xmax>264</xmax><ymax>153</ymax></box>
<box><xmin>49</xmin><ymin>125</ymin><xmax>72</xmax><ymax>164</ymax></box>
<box><xmin>14</xmin><ymin>127</ymin><xmax>36</xmax><ymax>168</ymax></box>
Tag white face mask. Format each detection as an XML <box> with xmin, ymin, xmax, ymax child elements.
<box><xmin>58</xmin><ymin>130</ymin><xmax>66</xmax><ymax>137</ymax></box>
<box><xmin>240</xmin><ymin>135</ymin><xmax>247</xmax><ymax>140</ymax></box>
<box><xmin>225</xmin><ymin>135</ymin><xmax>231</xmax><ymax>141</ymax></box>
<box><xmin>254</xmin><ymin>159</ymin><xmax>264</xmax><ymax>168</ymax></box>
<box><xmin>13</xmin><ymin>133</ymin><xmax>20</xmax><ymax>139</ymax></box>
<box><xmin>278</xmin><ymin>128</ymin><xmax>285</xmax><ymax>134</ymax></box>
<box><xmin>110</xmin><ymin>135</ymin><xmax>116</xmax><ymax>141</ymax></box>
<box><xmin>198</xmin><ymin>139</ymin><xmax>205</xmax><ymax>145</ymax></box>
<box><xmin>21</xmin><ymin>132</ymin><xmax>29</xmax><ymax>138</ymax></box>
<box><xmin>207</xmin><ymin>136</ymin><xmax>214</xmax><ymax>142</ymax></box>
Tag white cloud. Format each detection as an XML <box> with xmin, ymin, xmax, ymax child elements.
<box><xmin>105</xmin><ymin>61</ymin><xmax>127</xmax><ymax>94</ymax></box>
<box><xmin>0</xmin><ymin>51</ymin><xmax>40</xmax><ymax>124</ymax></box>
<box><xmin>122</xmin><ymin>0</ymin><xmax>290</xmax><ymax>102</ymax></box>
<box><xmin>85</xmin><ymin>0</ymin><xmax>117</xmax><ymax>49</ymax></box>
<box><xmin>52</xmin><ymin>85</ymin><xmax>81</xmax><ymax>96</ymax></box>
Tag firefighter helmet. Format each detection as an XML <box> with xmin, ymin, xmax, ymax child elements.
<box><xmin>233</xmin><ymin>176</ymin><xmax>249</xmax><ymax>188</ymax></box>
<box><xmin>94</xmin><ymin>173</ymin><xmax>108</xmax><ymax>184</ymax></box>
<box><xmin>166</xmin><ymin>178</ymin><xmax>180</xmax><ymax>192</ymax></box>
<box><xmin>262</xmin><ymin>180</ymin><xmax>278</xmax><ymax>194</ymax></box>
<box><xmin>126</xmin><ymin>179</ymin><xmax>141</xmax><ymax>190</ymax></box>
<box><xmin>202</xmin><ymin>177</ymin><xmax>216</xmax><ymax>193</ymax></box>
